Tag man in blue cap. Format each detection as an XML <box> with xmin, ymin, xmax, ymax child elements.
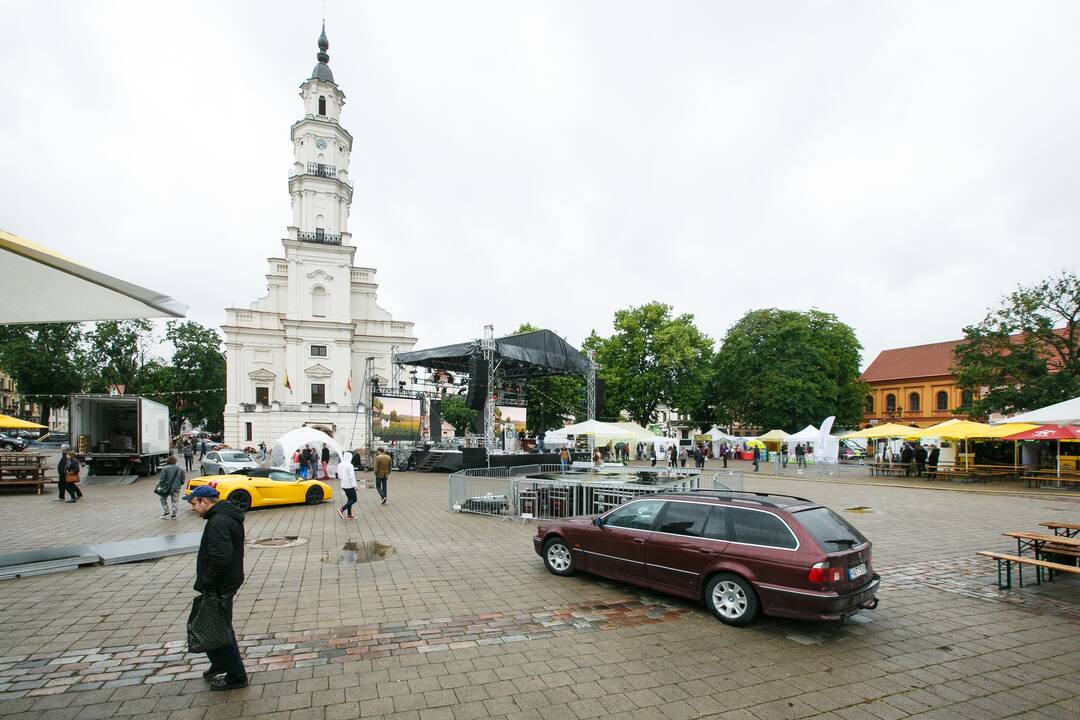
<box><xmin>185</xmin><ymin>484</ymin><xmax>248</xmax><ymax>689</ymax></box>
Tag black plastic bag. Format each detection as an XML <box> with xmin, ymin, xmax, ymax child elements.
<box><xmin>186</xmin><ymin>593</ymin><xmax>235</xmax><ymax>652</ymax></box>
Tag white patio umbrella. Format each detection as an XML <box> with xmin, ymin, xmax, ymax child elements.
<box><xmin>0</xmin><ymin>229</ymin><xmax>188</xmax><ymax>324</ymax></box>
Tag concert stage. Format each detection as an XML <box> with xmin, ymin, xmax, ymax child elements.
<box><xmin>411</xmin><ymin>450</ymin><xmax>579</xmax><ymax>473</ymax></box>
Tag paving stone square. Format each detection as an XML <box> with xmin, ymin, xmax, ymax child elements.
<box><xmin>0</xmin><ymin>464</ymin><xmax>1078</xmax><ymax>719</ymax></box>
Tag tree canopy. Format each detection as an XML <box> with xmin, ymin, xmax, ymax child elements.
<box><xmin>953</xmin><ymin>271</ymin><xmax>1080</xmax><ymax>419</ymax></box>
<box><xmin>713</xmin><ymin>309</ymin><xmax>865</xmax><ymax>431</ymax></box>
<box><xmin>585</xmin><ymin>302</ymin><xmax>713</xmax><ymax>426</ymax></box>
<box><xmin>0</xmin><ymin>324</ymin><xmax>86</xmax><ymax>426</ymax></box>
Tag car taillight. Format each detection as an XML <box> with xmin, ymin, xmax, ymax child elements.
<box><xmin>807</xmin><ymin>562</ymin><xmax>843</xmax><ymax>585</ymax></box>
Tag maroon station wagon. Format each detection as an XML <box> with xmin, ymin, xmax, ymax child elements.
<box><xmin>533</xmin><ymin>490</ymin><xmax>880</xmax><ymax>626</ymax></box>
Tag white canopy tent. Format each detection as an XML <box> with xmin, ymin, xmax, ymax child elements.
<box><xmin>1</xmin><ymin>229</ymin><xmax>188</xmax><ymax>324</ymax></box>
<box><xmin>785</xmin><ymin>425</ymin><xmax>820</xmax><ymax>444</ymax></box>
<box><xmin>706</xmin><ymin>427</ymin><xmax>744</xmax><ymax>457</ymax></box>
<box><xmin>546</xmin><ymin>419</ymin><xmax>637</xmax><ymax>444</ymax></box>
<box><xmin>269</xmin><ymin>427</ymin><xmax>344</xmax><ymax>475</ymax></box>
<box><xmin>993</xmin><ymin>396</ymin><xmax>1080</xmax><ymax>426</ymax></box>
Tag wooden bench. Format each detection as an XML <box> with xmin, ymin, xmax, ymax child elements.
<box><xmin>0</xmin><ymin>454</ymin><xmax>48</xmax><ymax>495</ymax></box>
<box><xmin>1041</xmin><ymin>520</ymin><xmax>1080</xmax><ymax>538</ymax></box>
<box><xmin>976</xmin><ymin>551</ymin><xmax>1080</xmax><ymax>589</ymax></box>
<box><xmin>1021</xmin><ymin>474</ymin><xmax>1080</xmax><ymax>489</ymax></box>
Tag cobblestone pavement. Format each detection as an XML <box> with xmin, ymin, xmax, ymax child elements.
<box><xmin>0</xmin><ymin>468</ymin><xmax>1078</xmax><ymax>719</ymax></box>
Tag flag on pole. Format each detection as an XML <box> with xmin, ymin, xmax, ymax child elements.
<box><xmin>284</xmin><ymin>371</ymin><xmax>292</xmax><ymax>392</ymax></box>
<box><xmin>346</xmin><ymin>371</ymin><xmax>353</xmax><ymax>393</ymax></box>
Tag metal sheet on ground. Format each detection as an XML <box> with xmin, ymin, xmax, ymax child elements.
<box><xmin>0</xmin><ymin>544</ymin><xmax>99</xmax><ymax>567</ymax></box>
<box><xmin>91</xmin><ymin>532</ymin><xmax>202</xmax><ymax>565</ymax></box>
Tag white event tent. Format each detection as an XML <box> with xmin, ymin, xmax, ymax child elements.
<box><xmin>993</xmin><ymin>396</ymin><xmax>1080</xmax><ymax>426</ymax></box>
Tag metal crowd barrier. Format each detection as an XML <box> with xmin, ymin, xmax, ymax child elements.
<box><xmin>449</xmin><ymin>464</ymin><xmax>712</xmax><ymax>521</ymax></box>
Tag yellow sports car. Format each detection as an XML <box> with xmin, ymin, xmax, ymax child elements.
<box><xmin>185</xmin><ymin>467</ymin><xmax>332</xmax><ymax>512</ymax></box>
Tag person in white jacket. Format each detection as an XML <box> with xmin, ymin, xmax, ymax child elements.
<box><xmin>336</xmin><ymin>451</ymin><xmax>359</xmax><ymax>520</ymax></box>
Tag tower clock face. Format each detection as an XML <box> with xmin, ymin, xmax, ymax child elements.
<box><xmin>315</xmin><ymin>137</ymin><xmax>328</xmax><ymax>151</ymax></box>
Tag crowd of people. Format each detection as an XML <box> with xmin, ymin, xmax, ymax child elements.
<box><xmin>878</xmin><ymin>441</ymin><xmax>941</xmax><ymax>476</ymax></box>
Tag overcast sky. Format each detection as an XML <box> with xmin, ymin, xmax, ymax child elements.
<box><xmin>3</xmin><ymin>1</ymin><xmax>1078</xmax><ymax>368</ymax></box>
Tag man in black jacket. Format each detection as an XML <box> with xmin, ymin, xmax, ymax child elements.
<box><xmin>185</xmin><ymin>485</ymin><xmax>248</xmax><ymax>690</ymax></box>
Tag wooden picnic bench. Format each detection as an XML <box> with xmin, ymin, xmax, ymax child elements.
<box><xmin>1021</xmin><ymin>472</ymin><xmax>1080</xmax><ymax>489</ymax></box>
<box><xmin>976</xmin><ymin>551</ymin><xmax>1080</xmax><ymax>589</ymax></box>
<box><xmin>1041</xmin><ymin>521</ymin><xmax>1080</xmax><ymax>538</ymax></box>
<box><xmin>0</xmin><ymin>453</ymin><xmax>48</xmax><ymax>495</ymax></box>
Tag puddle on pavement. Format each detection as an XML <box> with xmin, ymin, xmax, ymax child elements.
<box><xmin>844</xmin><ymin>506</ymin><xmax>873</xmax><ymax>514</ymax></box>
<box><xmin>337</xmin><ymin>541</ymin><xmax>394</xmax><ymax>565</ymax></box>
<box><xmin>251</xmin><ymin>536</ymin><xmax>309</xmax><ymax>549</ymax></box>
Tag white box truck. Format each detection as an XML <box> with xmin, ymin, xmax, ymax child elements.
<box><xmin>70</xmin><ymin>394</ymin><xmax>171</xmax><ymax>476</ymax></box>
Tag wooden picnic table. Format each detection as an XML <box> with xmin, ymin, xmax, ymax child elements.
<box><xmin>0</xmin><ymin>453</ymin><xmax>48</xmax><ymax>494</ymax></box>
<box><xmin>1040</xmin><ymin>521</ymin><xmax>1080</xmax><ymax>538</ymax></box>
<box><xmin>1020</xmin><ymin>470</ymin><xmax>1080</xmax><ymax>488</ymax></box>
<box><xmin>1002</xmin><ymin>531</ymin><xmax>1080</xmax><ymax>565</ymax></box>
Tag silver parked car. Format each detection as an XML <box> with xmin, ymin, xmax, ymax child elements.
<box><xmin>200</xmin><ymin>450</ymin><xmax>257</xmax><ymax>476</ymax></box>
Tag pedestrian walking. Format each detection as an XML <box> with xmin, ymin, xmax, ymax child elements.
<box><xmin>559</xmin><ymin>446</ymin><xmax>570</xmax><ymax>472</ymax></box>
<box><xmin>155</xmin><ymin>455</ymin><xmax>185</xmax><ymax>519</ymax></box>
<box><xmin>721</xmin><ymin>443</ymin><xmax>728</xmax><ymax>469</ymax></box>
<box><xmin>374</xmin><ymin>447</ymin><xmax>391</xmax><ymax>504</ymax></box>
<box><xmin>781</xmin><ymin>444</ymin><xmax>790</xmax><ymax>467</ymax></box>
<box><xmin>752</xmin><ymin>446</ymin><xmax>760</xmax><ymax>473</ymax></box>
<box><xmin>678</xmin><ymin>446</ymin><xmax>688</xmax><ymax>468</ymax></box>
<box><xmin>61</xmin><ymin>451</ymin><xmax>82</xmax><ymax>502</ymax></box>
<box><xmin>291</xmin><ymin>448</ymin><xmax>301</xmax><ymax>475</ymax></box>
<box><xmin>650</xmin><ymin>445</ymin><xmax>657</xmax><ymax>467</ymax></box>
<box><xmin>320</xmin><ymin>443</ymin><xmax>330</xmax><ymax>479</ymax></box>
<box><xmin>337</xmin><ymin>451</ymin><xmax>358</xmax><ymax>519</ymax></box>
<box><xmin>927</xmin><ymin>444</ymin><xmax>940</xmax><ymax>479</ymax></box>
<box><xmin>668</xmin><ymin>445</ymin><xmax>677</xmax><ymax>468</ymax></box>
<box><xmin>256</xmin><ymin>442</ymin><xmax>267</xmax><ymax>464</ymax></box>
<box><xmin>56</xmin><ymin>445</ymin><xmax>82</xmax><ymax>501</ymax></box>
<box><xmin>185</xmin><ymin>485</ymin><xmax>248</xmax><ymax>690</ymax></box>
<box><xmin>183</xmin><ymin>441</ymin><xmax>194</xmax><ymax>471</ymax></box>
<box><xmin>199</xmin><ymin>439</ymin><xmax>207</xmax><ymax>460</ymax></box>
<box><xmin>915</xmin><ymin>444</ymin><xmax>928</xmax><ymax>476</ymax></box>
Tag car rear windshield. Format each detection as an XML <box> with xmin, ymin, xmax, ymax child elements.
<box><xmin>794</xmin><ymin>507</ymin><xmax>868</xmax><ymax>553</ymax></box>
<box><xmin>221</xmin><ymin>453</ymin><xmax>251</xmax><ymax>461</ymax></box>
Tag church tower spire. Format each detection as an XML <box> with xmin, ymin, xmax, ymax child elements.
<box><xmin>287</xmin><ymin>23</ymin><xmax>354</xmax><ymax>246</ymax></box>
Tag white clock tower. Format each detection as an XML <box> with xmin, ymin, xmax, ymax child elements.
<box><xmin>288</xmin><ymin>23</ymin><xmax>354</xmax><ymax>247</ymax></box>
<box><xmin>222</xmin><ymin>25</ymin><xmax>417</xmax><ymax>450</ymax></box>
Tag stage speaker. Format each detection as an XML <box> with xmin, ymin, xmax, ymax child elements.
<box><xmin>466</xmin><ymin>356</ymin><xmax>489</xmax><ymax>410</ymax></box>
<box><xmin>429</xmin><ymin>399</ymin><xmax>442</xmax><ymax>442</ymax></box>
<box><xmin>462</xmin><ymin>447</ymin><xmax>487</xmax><ymax>470</ymax></box>
<box><xmin>594</xmin><ymin>378</ymin><xmax>605</xmax><ymax>416</ymax></box>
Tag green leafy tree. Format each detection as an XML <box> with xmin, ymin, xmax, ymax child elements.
<box><xmin>84</xmin><ymin>320</ymin><xmax>156</xmax><ymax>393</ymax></box>
<box><xmin>165</xmin><ymin>321</ymin><xmax>226</xmax><ymax>433</ymax></box>
<box><xmin>953</xmin><ymin>271</ymin><xmax>1080</xmax><ymax>419</ymax></box>
<box><xmin>584</xmin><ymin>303</ymin><xmax>714</xmax><ymax>425</ymax></box>
<box><xmin>0</xmin><ymin>324</ymin><xmax>87</xmax><ymax>426</ymax></box>
<box><xmin>714</xmin><ymin>309</ymin><xmax>865</xmax><ymax>431</ymax></box>
<box><xmin>440</xmin><ymin>395</ymin><xmax>477</xmax><ymax>435</ymax></box>
<box><xmin>511</xmin><ymin>323</ymin><xmax>585</xmax><ymax>432</ymax></box>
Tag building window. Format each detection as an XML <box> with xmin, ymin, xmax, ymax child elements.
<box><xmin>255</xmin><ymin>387</ymin><xmax>269</xmax><ymax>406</ymax></box>
<box><xmin>885</xmin><ymin>394</ymin><xmax>896</xmax><ymax>412</ymax></box>
<box><xmin>310</xmin><ymin>345</ymin><xmax>328</xmax><ymax>357</ymax></box>
<box><xmin>311</xmin><ymin>286</ymin><xmax>327</xmax><ymax>317</ymax></box>
<box><xmin>318</xmin><ymin>96</ymin><xmax>326</xmax><ymax>116</ymax></box>
<box><xmin>865</xmin><ymin>395</ymin><xmax>873</xmax><ymax>413</ymax></box>
<box><xmin>311</xmin><ymin>383</ymin><xmax>326</xmax><ymax>404</ymax></box>
<box><xmin>936</xmin><ymin>391</ymin><xmax>949</xmax><ymax>411</ymax></box>
<box><xmin>908</xmin><ymin>392</ymin><xmax>920</xmax><ymax>413</ymax></box>
<box><xmin>245</xmin><ymin>422</ymin><xmax>253</xmax><ymax>442</ymax></box>
<box><xmin>961</xmin><ymin>389</ymin><xmax>973</xmax><ymax>406</ymax></box>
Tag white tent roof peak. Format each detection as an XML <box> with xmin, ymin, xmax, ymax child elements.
<box><xmin>994</xmin><ymin>396</ymin><xmax>1080</xmax><ymax>426</ymax></box>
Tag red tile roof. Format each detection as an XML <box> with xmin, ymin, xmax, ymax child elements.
<box><xmin>861</xmin><ymin>340</ymin><xmax>963</xmax><ymax>383</ymax></box>
<box><xmin>862</xmin><ymin>328</ymin><xmax>1068</xmax><ymax>384</ymax></box>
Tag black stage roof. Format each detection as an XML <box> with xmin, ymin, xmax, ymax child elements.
<box><xmin>394</xmin><ymin>330</ymin><xmax>590</xmax><ymax>379</ymax></box>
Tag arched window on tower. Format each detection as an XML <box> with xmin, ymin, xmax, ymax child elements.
<box><xmin>886</xmin><ymin>394</ymin><xmax>897</xmax><ymax>413</ymax></box>
<box><xmin>311</xmin><ymin>285</ymin><xmax>328</xmax><ymax>317</ymax></box>
<box><xmin>865</xmin><ymin>395</ymin><xmax>874</xmax><ymax>414</ymax></box>
<box><xmin>936</xmin><ymin>391</ymin><xmax>949</xmax><ymax>411</ymax></box>
<box><xmin>908</xmin><ymin>392</ymin><xmax>920</xmax><ymax>413</ymax></box>
<box><xmin>318</xmin><ymin>96</ymin><xmax>326</xmax><ymax>116</ymax></box>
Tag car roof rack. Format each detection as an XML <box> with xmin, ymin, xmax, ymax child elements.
<box><xmin>672</xmin><ymin>488</ymin><xmax>815</xmax><ymax>508</ymax></box>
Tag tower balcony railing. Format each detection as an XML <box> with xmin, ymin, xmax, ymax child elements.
<box><xmin>297</xmin><ymin>231</ymin><xmax>342</xmax><ymax>245</ymax></box>
<box><xmin>307</xmin><ymin>162</ymin><xmax>337</xmax><ymax>178</ymax></box>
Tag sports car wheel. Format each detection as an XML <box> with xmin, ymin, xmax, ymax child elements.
<box><xmin>705</xmin><ymin>573</ymin><xmax>759</xmax><ymax>627</ymax></box>
<box><xmin>218</xmin><ymin>468</ymin><xmax>226</xmax><ymax>475</ymax></box>
<box><xmin>228</xmin><ymin>489</ymin><xmax>252</xmax><ymax>512</ymax></box>
<box><xmin>542</xmin><ymin>537</ymin><xmax>575</xmax><ymax>576</ymax></box>
<box><xmin>305</xmin><ymin>486</ymin><xmax>324</xmax><ymax>505</ymax></box>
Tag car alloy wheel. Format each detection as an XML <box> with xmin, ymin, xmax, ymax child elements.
<box><xmin>305</xmin><ymin>486</ymin><xmax>323</xmax><ymax>505</ymax></box>
<box><xmin>542</xmin><ymin>537</ymin><xmax>575</xmax><ymax>576</ymax></box>
<box><xmin>705</xmin><ymin>574</ymin><xmax>758</xmax><ymax>627</ymax></box>
<box><xmin>228</xmin><ymin>490</ymin><xmax>252</xmax><ymax>512</ymax></box>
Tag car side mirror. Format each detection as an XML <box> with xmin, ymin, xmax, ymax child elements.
<box><xmin>593</xmin><ymin>516</ymin><xmax>604</xmax><ymax>527</ymax></box>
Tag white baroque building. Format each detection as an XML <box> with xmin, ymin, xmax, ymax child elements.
<box><xmin>222</xmin><ymin>25</ymin><xmax>416</xmax><ymax>449</ymax></box>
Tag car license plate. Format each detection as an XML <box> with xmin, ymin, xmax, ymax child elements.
<box><xmin>848</xmin><ymin>563</ymin><xmax>867</xmax><ymax>581</ymax></box>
